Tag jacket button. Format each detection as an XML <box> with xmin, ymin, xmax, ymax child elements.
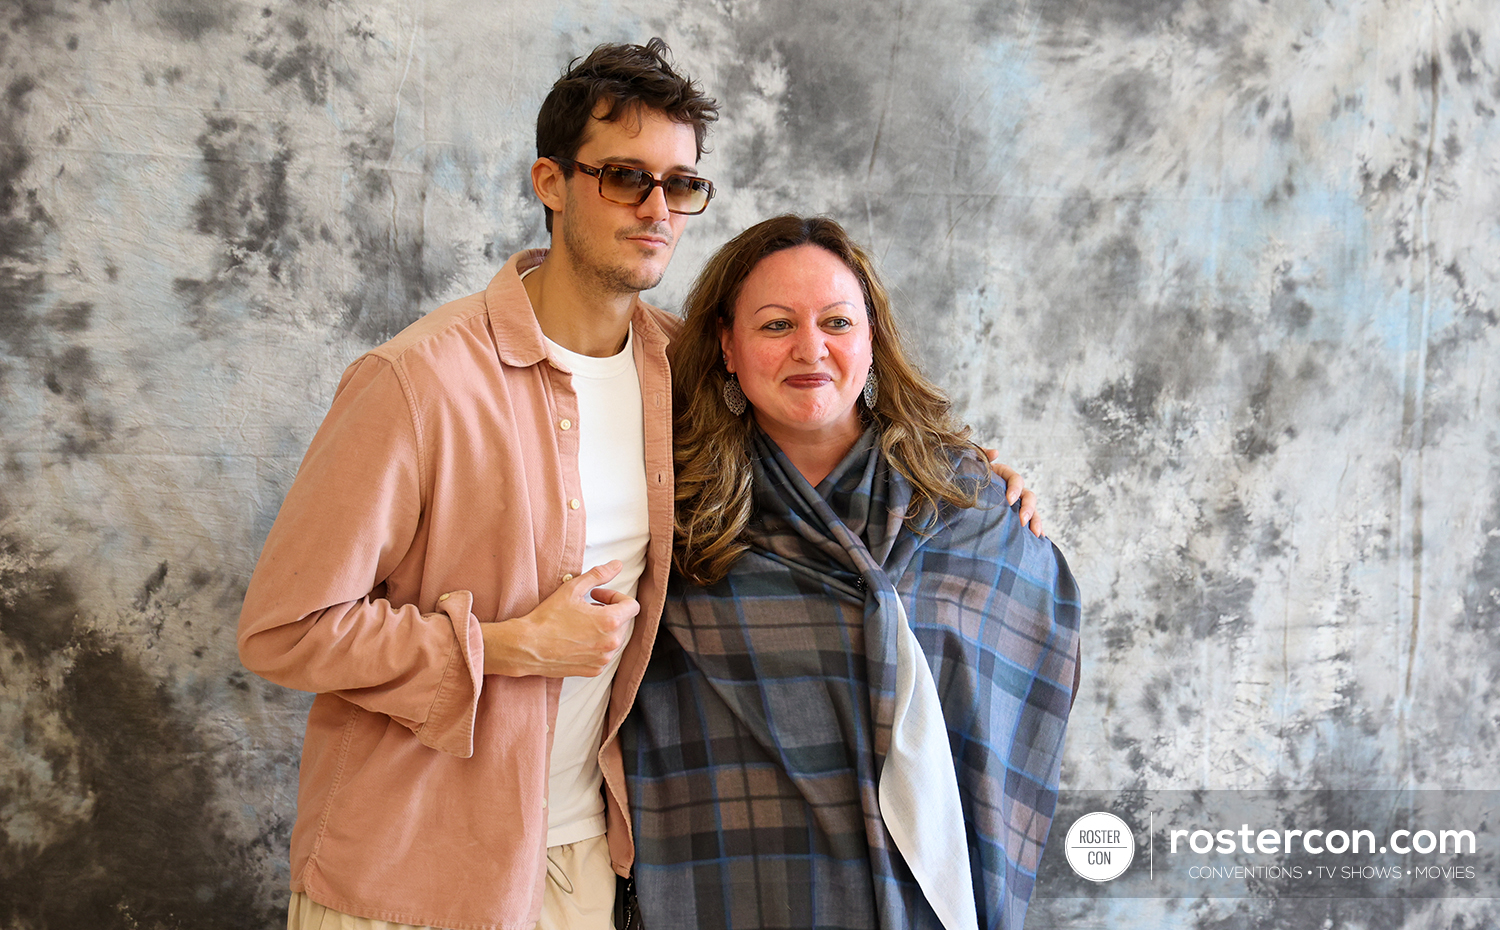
<box><xmin>562</xmin><ymin>573</ymin><xmax>574</xmax><ymax>583</ymax></box>
<box><xmin>559</xmin><ymin>418</ymin><xmax>571</xmax><ymax>430</ymax></box>
<box><xmin>569</xmin><ymin>499</ymin><xmax>580</xmax><ymax>510</ymax></box>
<box><xmin>438</xmin><ymin>593</ymin><xmax>450</xmax><ymax>602</ymax></box>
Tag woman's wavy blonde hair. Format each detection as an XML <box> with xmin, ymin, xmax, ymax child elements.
<box><xmin>672</xmin><ymin>214</ymin><xmax>988</xmax><ymax>585</ymax></box>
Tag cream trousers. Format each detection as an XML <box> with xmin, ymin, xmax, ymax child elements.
<box><xmin>286</xmin><ymin>834</ymin><xmax>616</xmax><ymax>930</ymax></box>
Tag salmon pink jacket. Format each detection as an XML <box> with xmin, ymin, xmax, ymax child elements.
<box><xmin>237</xmin><ymin>249</ymin><xmax>677</xmax><ymax>930</ymax></box>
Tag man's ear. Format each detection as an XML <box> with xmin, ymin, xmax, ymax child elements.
<box><xmin>532</xmin><ymin>158</ymin><xmax>566</xmax><ymax>216</ymax></box>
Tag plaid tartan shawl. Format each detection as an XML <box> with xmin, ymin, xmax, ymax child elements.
<box><xmin>623</xmin><ymin>429</ymin><xmax>1080</xmax><ymax>930</ymax></box>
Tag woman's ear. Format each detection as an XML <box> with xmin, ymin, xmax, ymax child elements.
<box><xmin>718</xmin><ymin>319</ymin><xmax>736</xmax><ymax>374</ymax></box>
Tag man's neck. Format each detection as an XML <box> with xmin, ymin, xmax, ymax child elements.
<box><xmin>523</xmin><ymin>253</ymin><xmax>636</xmax><ymax>358</ymax></box>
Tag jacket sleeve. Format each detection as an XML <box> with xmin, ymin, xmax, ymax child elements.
<box><xmin>236</xmin><ymin>353</ymin><xmax>484</xmax><ymax>758</ymax></box>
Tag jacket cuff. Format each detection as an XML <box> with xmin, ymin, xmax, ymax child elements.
<box><xmin>414</xmin><ymin>590</ymin><xmax>484</xmax><ymax>758</ymax></box>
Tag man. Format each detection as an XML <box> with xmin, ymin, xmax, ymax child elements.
<box><xmin>239</xmin><ymin>38</ymin><xmax>715</xmax><ymax>930</ymax></box>
<box><xmin>238</xmin><ymin>38</ymin><xmax>1038</xmax><ymax>930</ymax></box>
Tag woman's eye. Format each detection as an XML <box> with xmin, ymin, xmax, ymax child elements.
<box><xmin>763</xmin><ymin>319</ymin><xmax>791</xmax><ymax>331</ymax></box>
<box><xmin>825</xmin><ymin>317</ymin><xmax>852</xmax><ymax>330</ymax></box>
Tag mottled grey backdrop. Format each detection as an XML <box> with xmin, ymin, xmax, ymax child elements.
<box><xmin>2</xmin><ymin>0</ymin><xmax>1497</xmax><ymax>928</ymax></box>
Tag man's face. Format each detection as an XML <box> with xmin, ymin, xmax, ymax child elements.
<box><xmin>554</xmin><ymin>106</ymin><xmax>699</xmax><ymax>297</ymax></box>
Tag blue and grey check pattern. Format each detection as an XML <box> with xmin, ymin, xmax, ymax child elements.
<box><xmin>624</xmin><ymin>430</ymin><xmax>1080</xmax><ymax>930</ymax></box>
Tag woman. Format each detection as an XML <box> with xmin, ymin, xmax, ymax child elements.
<box><xmin>623</xmin><ymin>216</ymin><xmax>1080</xmax><ymax>930</ymax></box>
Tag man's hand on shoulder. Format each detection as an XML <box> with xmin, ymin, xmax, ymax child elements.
<box><xmin>981</xmin><ymin>448</ymin><xmax>1045</xmax><ymax>538</ymax></box>
<box><xmin>480</xmin><ymin>561</ymin><xmax>640</xmax><ymax>678</ymax></box>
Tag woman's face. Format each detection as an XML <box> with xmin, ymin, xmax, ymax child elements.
<box><xmin>720</xmin><ymin>244</ymin><xmax>874</xmax><ymax>450</ymax></box>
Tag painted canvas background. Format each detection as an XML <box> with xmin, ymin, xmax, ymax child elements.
<box><xmin>2</xmin><ymin>0</ymin><xmax>1498</xmax><ymax>927</ymax></box>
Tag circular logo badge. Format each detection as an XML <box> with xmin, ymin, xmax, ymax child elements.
<box><xmin>1064</xmin><ymin>811</ymin><xmax>1135</xmax><ymax>882</ymax></box>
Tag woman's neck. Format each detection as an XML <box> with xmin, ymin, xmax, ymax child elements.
<box><xmin>756</xmin><ymin>416</ymin><xmax>864</xmax><ymax>487</ymax></box>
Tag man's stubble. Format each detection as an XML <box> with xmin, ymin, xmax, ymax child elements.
<box><xmin>559</xmin><ymin>190</ymin><xmax>675</xmax><ymax>298</ymax></box>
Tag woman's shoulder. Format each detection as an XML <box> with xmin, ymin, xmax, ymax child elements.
<box><xmin>941</xmin><ymin>443</ymin><xmax>1007</xmax><ymax>508</ymax></box>
<box><xmin>924</xmin><ymin>445</ymin><xmax>1053</xmax><ymax>554</ymax></box>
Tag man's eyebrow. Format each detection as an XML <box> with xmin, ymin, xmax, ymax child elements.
<box><xmin>600</xmin><ymin>156</ymin><xmax>700</xmax><ymax>176</ymax></box>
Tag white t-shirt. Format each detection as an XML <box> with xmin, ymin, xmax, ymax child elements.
<box><xmin>541</xmin><ymin>325</ymin><xmax>651</xmax><ymax>848</ymax></box>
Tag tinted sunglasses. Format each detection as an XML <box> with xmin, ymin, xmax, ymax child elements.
<box><xmin>549</xmin><ymin>156</ymin><xmax>715</xmax><ymax>215</ymax></box>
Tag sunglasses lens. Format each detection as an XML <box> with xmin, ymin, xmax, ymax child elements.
<box><xmin>599</xmin><ymin>166</ymin><xmax>652</xmax><ymax>204</ymax></box>
<box><xmin>662</xmin><ymin>176</ymin><xmax>712</xmax><ymax>214</ymax></box>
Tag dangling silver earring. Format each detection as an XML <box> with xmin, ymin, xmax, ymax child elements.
<box><xmin>862</xmin><ymin>368</ymin><xmax>878</xmax><ymax>408</ymax></box>
<box><xmin>723</xmin><ymin>373</ymin><xmax>747</xmax><ymax>416</ymax></box>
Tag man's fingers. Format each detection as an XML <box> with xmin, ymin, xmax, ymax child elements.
<box><xmin>589</xmin><ymin>587</ymin><xmax>640</xmax><ymax>616</ymax></box>
<box><xmin>1017</xmin><ymin>489</ymin><xmax>1045</xmax><ymax>538</ymax></box>
<box><xmin>1018</xmin><ymin>488</ymin><xmax>1037</xmax><ymax>518</ymax></box>
<box><xmin>980</xmin><ymin>449</ymin><xmax>1024</xmax><ymax>506</ymax></box>
<box><xmin>1018</xmin><ymin>501</ymin><xmax>1036</xmax><ymax>529</ymax></box>
<box><xmin>579</xmin><ymin>560</ymin><xmax>623</xmax><ymax>585</ymax></box>
<box><xmin>591</xmin><ymin>585</ymin><xmax>625</xmax><ymax>605</ymax></box>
